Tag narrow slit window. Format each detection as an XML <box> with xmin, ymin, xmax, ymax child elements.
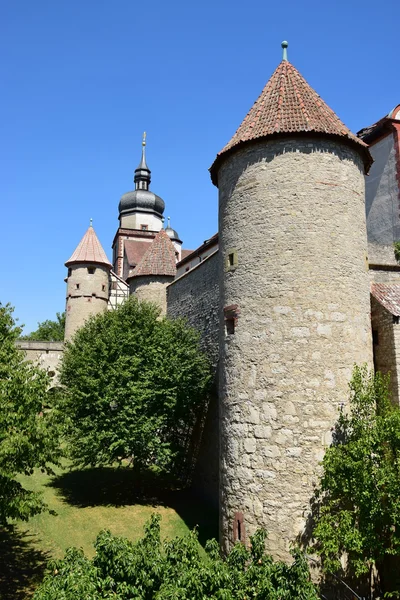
<box><xmin>102</xmin><ymin>284</ymin><xmax>106</xmax><ymax>291</ymax></box>
<box><xmin>87</xmin><ymin>267</ymin><xmax>95</xmax><ymax>275</ymax></box>
<box><xmin>75</xmin><ymin>283</ymin><xmax>80</xmax><ymax>290</ymax></box>
<box><xmin>225</xmin><ymin>249</ymin><xmax>238</xmax><ymax>271</ymax></box>
<box><xmin>226</xmin><ymin>318</ymin><xmax>235</xmax><ymax>335</ymax></box>
<box><xmin>233</xmin><ymin>512</ymin><xmax>245</xmax><ymax>543</ymax></box>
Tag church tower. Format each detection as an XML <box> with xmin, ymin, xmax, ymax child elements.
<box><xmin>64</xmin><ymin>222</ymin><xmax>112</xmax><ymax>341</ymax></box>
<box><xmin>112</xmin><ymin>134</ymin><xmax>166</xmax><ymax>278</ymax></box>
<box><xmin>210</xmin><ymin>43</ymin><xmax>373</xmax><ymax>559</ymax></box>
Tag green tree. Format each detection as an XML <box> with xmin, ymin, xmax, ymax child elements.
<box><xmin>56</xmin><ymin>297</ymin><xmax>211</xmax><ymax>479</ymax></box>
<box><xmin>312</xmin><ymin>366</ymin><xmax>400</xmax><ymax>594</ymax></box>
<box><xmin>34</xmin><ymin>515</ymin><xmax>318</xmax><ymax>600</ymax></box>
<box><xmin>0</xmin><ymin>303</ymin><xmax>60</xmax><ymax>523</ymax></box>
<box><xmin>22</xmin><ymin>312</ymin><xmax>65</xmax><ymax>341</ymax></box>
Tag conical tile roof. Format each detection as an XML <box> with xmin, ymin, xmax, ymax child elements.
<box><xmin>65</xmin><ymin>225</ymin><xmax>112</xmax><ymax>268</ymax></box>
<box><xmin>210</xmin><ymin>60</ymin><xmax>372</xmax><ymax>184</ymax></box>
<box><xmin>130</xmin><ymin>229</ymin><xmax>177</xmax><ymax>278</ymax></box>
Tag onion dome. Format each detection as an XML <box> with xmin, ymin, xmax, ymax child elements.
<box><xmin>165</xmin><ymin>217</ymin><xmax>182</xmax><ymax>243</ymax></box>
<box><xmin>119</xmin><ymin>133</ymin><xmax>165</xmax><ymax>218</ymax></box>
<box><xmin>65</xmin><ymin>220</ymin><xmax>111</xmax><ymax>268</ymax></box>
<box><xmin>210</xmin><ymin>42</ymin><xmax>372</xmax><ymax>184</ymax></box>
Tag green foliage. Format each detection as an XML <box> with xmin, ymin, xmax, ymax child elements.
<box><xmin>313</xmin><ymin>365</ymin><xmax>400</xmax><ymax>583</ymax></box>
<box><xmin>22</xmin><ymin>312</ymin><xmax>65</xmax><ymax>341</ymax></box>
<box><xmin>56</xmin><ymin>298</ymin><xmax>211</xmax><ymax>478</ymax></box>
<box><xmin>0</xmin><ymin>303</ymin><xmax>61</xmax><ymax>523</ymax></box>
<box><xmin>34</xmin><ymin>515</ymin><xmax>318</xmax><ymax>600</ymax></box>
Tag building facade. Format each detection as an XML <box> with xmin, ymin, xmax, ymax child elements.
<box><xmin>60</xmin><ymin>45</ymin><xmax>400</xmax><ymax>560</ymax></box>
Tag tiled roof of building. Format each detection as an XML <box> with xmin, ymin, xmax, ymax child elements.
<box><xmin>371</xmin><ymin>283</ymin><xmax>400</xmax><ymax>317</ymax></box>
<box><xmin>124</xmin><ymin>239</ymin><xmax>153</xmax><ymax>267</ymax></box>
<box><xmin>130</xmin><ymin>229</ymin><xmax>177</xmax><ymax>278</ymax></box>
<box><xmin>210</xmin><ymin>60</ymin><xmax>372</xmax><ymax>183</ymax></box>
<box><xmin>181</xmin><ymin>249</ymin><xmax>194</xmax><ymax>260</ymax></box>
<box><xmin>65</xmin><ymin>225</ymin><xmax>111</xmax><ymax>268</ymax></box>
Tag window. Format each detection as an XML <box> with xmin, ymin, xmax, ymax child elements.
<box><xmin>75</xmin><ymin>283</ymin><xmax>80</xmax><ymax>290</ymax></box>
<box><xmin>225</xmin><ymin>249</ymin><xmax>238</xmax><ymax>271</ymax></box>
<box><xmin>233</xmin><ymin>512</ymin><xmax>245</xmax><ymax>543</ymax></box>
<box><xmin>102</xmin><ymin>284</ymin><xmax>106</xmax><ymax>291</ymax></box>
<box><xmin>224</xmin><ymin>304</ymin><xmax>240</xmax><ymax>335</ymax></box>
<box><xmin>372</xmin><ymin>329</ymin><xmax>379</xmax><ymax>345</ymax></box>
<box><xmin>226</xmin><ymin>318</ymin><xmax>235</xmax><ymax>335</ymax></box>
<box><xmin>87</xmin><ymin>267</ymin><xmax>95</xmax><ymax>275</ymax></box>
<box><xmin>68</xmin><ymin>268</ymin><xmax>72</xmax><ymax>277</ymax></box>
<box><xmin>141</xmin><ymin>224</ymin><xmax>148</xmax><ymax>231</ymax></box>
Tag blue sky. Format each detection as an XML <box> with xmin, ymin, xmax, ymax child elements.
<box><xmin>1</xmin><ymin>0</ymin><xmax>398</xmax><ymax>333</ymax></box>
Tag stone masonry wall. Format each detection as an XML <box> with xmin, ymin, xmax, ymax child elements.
<box><xmin>65</xmin><ymin>264</ymin><xmax>109</xmax><ymax>341</ymax></box>
<box><xmin>167</xmin><ymin>251</ymin><xmax>220</xmax><ymax>507</ymax></box>
<box><xmin>16</xmin><ymin>341</ymin><xmax>64</xmax><ymax>384</ymax></box>
<box><xmin>371</xmin><ymin>296</ymin><xmax>400</xmax><ymax>404</ymax></box>
<box><xmin>129</xmin><ymin>275</ymin><xmax>174</xmax><ymax>315</ymax></box>
<box><xmin>167</xmin><ymin>251</ymin><xmax>219</xmax><ymax>365</ymax></box>
<box><xmin>217</xmin><ymin>137</ymin><xmax>373</xmax><ymax>560</ymax></box>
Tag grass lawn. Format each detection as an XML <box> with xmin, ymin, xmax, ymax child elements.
<box><xmin>0</xmin><ymin>463</ymin><xmax>218</xmax><ymax>599</ymax></box>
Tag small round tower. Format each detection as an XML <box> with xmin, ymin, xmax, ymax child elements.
<box><xmin>65</xmin><ymin>222</ymin><xmax>112</xmax><ymax>341</ymax></box>
<box><xmin>210</xmin><ymin>43</ymin><xmax>373</xmax><ymax>559</ymax></box>
<box><xmin>127</xmin><ymin>228</ymin><xmax>177</xmax><ymax>315</ymax></box>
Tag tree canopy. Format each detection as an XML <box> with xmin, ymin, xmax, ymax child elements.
<box><xmin>0</xmin><ymin>303</ymin><xmax>60</xmax><ymax>523</ymax></box>
<box><xmin>34</xmin><ymin>515</ymin><xmax>318</xmax><ymax>600</ymax></box>
<box><xmin>22</xmin><ymin>312</ymin><xmax>65</xmax><ymax>341</ymax></box>
<box><xmin>312</xmin><ymin>366</ymin><xmax>400</xmax><ymax>594</ymax></box>
<box><xmin>56</xmin><ymin>298</ymin><xmax>211</xmax><ymax>479</ymax></box>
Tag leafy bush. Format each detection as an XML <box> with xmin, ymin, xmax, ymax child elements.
<box><xmin>312</xmin><ymin>366</ymin><xmax>400</xmax><ymax>594</ymax></box>
<box><xmin>34</xmin><ymin>515</ymin><xmax>318</xmax><ymax>600</ymax></box>
<box><xmin>0</xmin><ymin>303</ymin><xmax>60</xmax><ymax>523</ymax></box>
<box><xmin>55</xmin><ymin>298</ymin><xmax>211</xmax><ymax>480</ymax></box>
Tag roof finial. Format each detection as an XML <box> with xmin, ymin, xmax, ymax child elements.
<box><xmin>167</xmin><ymin>216</ymin><xmax>171</xmax><ymax>229</ymax></box>
<box><xmin>90</xmin><ymin>218</ymin><xmax>93</xmax><ymax>227</ymax></box>
<box><xmin>281</xmin><ymin>40</ymin><xmax>288</xmax><ymax>61</ymax></box>
<box><xmin>142</xmin><ymin>131</ymin><xmax>146</xmax><ymax>147</ymax></box>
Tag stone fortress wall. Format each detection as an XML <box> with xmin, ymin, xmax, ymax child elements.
<box><xmin>167</xmin><ymin>250</ymin><xmax>220</xmax><ymax>506</ymax></box>
<box><xmin>216</xmin><ymin>138</ymin><xmax>373</xmax><ymax>559</ymax></box>
<box><xmin>16</xmin><ymin>340</ymin><xmax>64</xmax><ymax>385</ymax></box>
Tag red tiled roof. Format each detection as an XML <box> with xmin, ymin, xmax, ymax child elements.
<box><xmin>124</xmin><ymin>239</ymin><xmax>153</xmax><ymax>267</ymax></box>
<box><xmin>181</xmin><ymin>249</ymin><xmax>194</xmax><ymax>260</ymax></box>
<box><xmin>66</xmin><ymin>225</ymin><xmax>111</xmax><ymax>268</ymax></box>
<box><xmin>130</xmin><ymin>229</ymin><xmax>177</xmax><ymax>278</ymax></box>
<box><xmin>210</xmin><ymin>60</ymin><xmax>372</xmax><ymax>183</ymax></box>
<box><xmin>371</xmin><ymin>283</ymin><xmax>400</xmax><ymax>316</ymax></box>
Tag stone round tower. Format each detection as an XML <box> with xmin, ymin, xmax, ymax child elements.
<box><xmin>65</xmin><ymin>222</ymin><xmax>112</xmax><ymax>341</ymax></box>
<box><xmin>210</xmin><ymin>44</ymin><xmax>373</xmax><ymax>559</ymax></box>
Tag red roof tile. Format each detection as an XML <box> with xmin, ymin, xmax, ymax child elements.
<box><xmin>210</xmin><ymin>60</ymin><xmax>372</xmax><ymax>183</ymax></box>
<box><xmin>181</xmin><ymin>249</ymin><xmax>194</xmax><ymax>260</ymax></box>
<box><xmin>66</xmin><ymin>225</ymin><xmax>111</xmax><ymax>268</ymax></box>
<box><xmin>371</xmin><ymin>283</ymin><xmax>400</xmax><ymax>317</ymax></box>
<box><xmin>124</xmin><ymin>239</ymin><xmax>153</xmax><ymax>267</ymax></box>
<box><xmin>130</xmin><ymin>229</ymin><xmax>177</xmax><ymax>278</ymax></box>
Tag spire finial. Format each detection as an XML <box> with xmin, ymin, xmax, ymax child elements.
<box><xmin>90</xmin><ymin>218</ymin><xmax>93</xmax><ymax>227</ymax></box>
<box><xmin>167</xmin><ymin>216</ymin><xmax>171</xmax><ymax>229</ymax></box>
<box><xmin>281</xmin><ymin>40</ymin><xmax>288</xmax><ymax>61</ymax></box>
<box><xmin>142</xmin><ymin>131</ymin><xmax>146</xmax><ymax>147</ymax></box>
